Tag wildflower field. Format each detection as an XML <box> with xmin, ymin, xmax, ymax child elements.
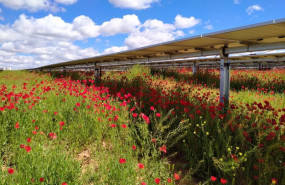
<box><xmin>0</xmin><ymin>66</ymin><xmax>284</xmax><ymax>185</ymax></box>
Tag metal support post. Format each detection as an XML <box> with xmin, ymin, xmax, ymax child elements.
<box><xmin>63</xmin><ymin>67</ymin><xmax>66</xmax><ymax>76</ymax></box>
<box><xmin>193</xmin><ymin>62</ymin><xmax>199</xmax><ymax>74</ymax></box>
<box><xmin>258</xmin><ymin>63</ymin><xmax>261</xmax><ymax>70</ymax></box>
<box><xmin>219</xmin><ymin>46</ymin><xmax>230</xmax><ymax>106</ymax></box>
<box><xmin>94</xmin><ymin>63</ymin><xmax>99</xmax><ymax>80</ymax></box>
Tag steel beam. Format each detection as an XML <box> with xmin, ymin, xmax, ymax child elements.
<box><xmin>219</xmin><ymin>47</ymin><xmax>230</xmax><ymax>105</ymax></box>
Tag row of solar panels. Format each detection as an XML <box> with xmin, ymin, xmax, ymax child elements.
<box><xmin>32</xmin><ymin>18</ymin><xmax>285</xmax><ymax>70</ymax></box>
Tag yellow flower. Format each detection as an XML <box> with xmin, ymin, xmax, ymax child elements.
<box><xmin>236</xmin><ymin>147</ymin><xmax>240</xmax><ymax>150</ymax></box>
<box><xmin>206</xmin><ymin>132</ymin><xmax>209</xmax><ymax>135</ymax></box>
<box><xmin>239</xmin><ymin>152</ymin><xmax>243</xmax><ymax>156</ymax></box>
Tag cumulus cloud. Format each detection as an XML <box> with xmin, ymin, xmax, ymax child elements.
<box><xmin>108</xmin><ymin>0</ymin><xmax>159</xmax><ymax>10</ymax></box>
<box><xmin>54</xmin><ymin>0</ymin><xmax>77</xmax><ymax>5</ymax></box>
<box><xmin>246</xmin><ymin>5</ymin><xmax>263</xmax><ymax>15</ymax></box>
<box><xmin>174</xmin><ymin>15</ymin><xmax>200</xmax><ymax>29</ymax></box>
<box><xmin>103</xmin><ymin>46</ymin><xmax>128</xmax><ymax>54</ymax></box>
<box><xmin>125</xmin><ymin>19</ymin><xmax>183</xmax><ymax>48</ymax></box>
<box><xmin>0</xmin><ymin>0</ymin><xmax>76</xmax><ymax>12</ymax></box>
<box><xmin>99</xmin><ymin>14</ymin><xmax>140</xmax><ymax>36</ymax></box>
<box><xmin>0</xmin><ymin>13</ymin><xmax>201</xmax><ymax>69</ymax></box>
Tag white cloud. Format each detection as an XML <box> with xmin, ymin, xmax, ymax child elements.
<box><xmin>234</xmin><ymin>0</ymin><xmax>240</xmax><ymax>4</ymax></box>
<box><xmin>246</xmin><ymin>5</ymin><xmax>263</xmax><ymax>15</ymax></box>
<box><xmin>108</xmin><ymin>0</ymin><xmax>159</xmax><ymax>10</ymax></box>
<box><xmin>204</xmin><ymin>25</ymin><xmax>213</xmax><ymax>30</ymax></box>
<box><xmin>0</xmin><ymin>13</ymin><xmax>202</xmax><ymax>69</ymax></box>
<box><xmin>0</xmin><ymin>0</ymin><xmax>74</xmax><ymax>12</ymax></box>
<box><xmin>174</xmin><ymin>15</ymin><xmax>200</xmax><ymax>29</ymax></box>
<box><xmin>103</xmin><ymin>46</ymin><xmax>128</xmax><ymax>54</ymax></box>
<box><xmin>0</xmin><ymin>16</ymin><xmax>4</xmax><ymax>21</ymax></box>
<box><xmin>125</xmin><ymin>19</ymin><xmax>183</xmax><ymax>48</ymax></box>
<box><xmin>73</xmin><ymin>15</ymin><xmax>100</xmax><ymax>38</ymax></box>
<box><xmin>99</xmin><ymin>14</ymin><xmax>140</xmax><ymax>36</ymax></box>
<box><xmin>54</xmin><ymin>0</ymin><xmax>77</xmax><ymax>5</ymax></box>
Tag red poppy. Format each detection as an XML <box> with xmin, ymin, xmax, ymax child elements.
<box><xmin>25</xmin><ymin>146</ymin><xmax>31</xmax><ymax>152</ymax></box>
<box><xmin>27</xmin><ymin>138</ymin><xmax>31</xmax><ymax>143</ymax></box>
<box><xmin>39</xmin><ymin>177</ymin><xmax>44</xmax><ymax>182</ymax></box>
<box><xmin>62</xmin><ymin>183</ymin><xmax>68</xmax><ymax>185</ymax></box>
<box><xmin>156</xmin><ymin>113</ymin><xmax>161</xmax><ymax>117</ymax></box>
<box><xmin>138</xmin><ymin>163</ymin><xmax>144</xmax><ymax>169</ymax></box>
<box><xmin>211</xmin><ymin>176</ymin><xmax>217</xmax><ymax>181</ymax></box>
<box><xmin>132</xmin><ymin>145</ymin><xmax>137</xmax><ymax>150</ymax></box>
<box><xmin>167</xmin><ymin>178</ymin><xmax>172</xmax><ymax>183</ymax></box>
<box><xmin>155</xmin><ymin>178</ymin><xmax>160</xmax><ymax>184</ymax></box>
<box><xmin>141</xmin><ymin>182</ymin><xmax>146</xmax><ymax>185</ymax></box>
<box><xmin>76</xmin><ymin>102</ymin><xmax>80</xmax><ymax>107</ymax></box>
<box><xmin>133</xmin><ymin>113</ymin><xmax>138</xmax><ymax>117</ymax></box>
<box><xmin>119</xmin><ymin>158</ymin><xmax>126</xmax><ymax>164</ymax></box>
<box><xmin>150</xmin><ymin>106</ymin><xmax>155</xmax><ymax>111</ymax></box>
<box><xmin>59</xmin><ymin>121</ymin><xmax>65</xmax><ymax>126</ymax></box>
<box><xmin>110</xmin><ymin>124</ymin><xmax>117</xmax><ymax>128</ymax></box>
<box><xmin>174</xmin><ymin>173</ymin><xmax>180</xmax><ymax>180</ymax></box>
<box><xmin>15</xmin><ymin>122</ymin><xmax>20</xmax><ymax>129</ymax></box>
<box><xmin>121</xmin><ymin>124</ymin><xmax>127</xmax><ymax>128</ymax></box>
<box><xmin>49</xmin><ymin>132</ymin><xmax>57</xmax><ymax>140</ymax></box>
<box><xmin>159</xmin><ymin>145</ymin><xmax>167</xmax><ymax>153</ymax></box>
<box><xmin>221</xmin><ymin>178</ymin><xmax>227</xmax><ymax>184</ymax></box>
<box><xmin>8</xmin><ymin>168</ymin><xmax>14</xmax><ymax>174</ymax></box>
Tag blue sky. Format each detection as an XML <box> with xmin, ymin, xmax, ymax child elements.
<box><xmin>0</xmin><ymin>0</ymin><xmax>284</xmax><ymax>69</ymax></box>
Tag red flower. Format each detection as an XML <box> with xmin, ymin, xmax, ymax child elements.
<box><xmin>59</xmin><ymin>121</ymin><xmax>65</xmax><ymax>126</ymax></box>
<box><xmin>8</xmin><ymin>168</ymin><xmax>14</xmax><ymax>174</ymax></box>
<box><xmin>15</xmin><ymin>122</ymin><xmax>20</xmax><ymax>129</ymax></box>
<box><xmin>27</xmin><ymin>138</ymin><xmax>31</xmax><ymax>143</ymax></box>
<box><xmin>121</xmin><ymin>124</ymin><xmax>127</xmax><ymax>128</ymax></box>
<box><xmin>167</xmin><ymin>178</ymin><xmax>172</xmax><ymax>183</ymax></box>
<box><xmin>133</xmin><ymin>113</ymin><xmax>138</xmax><ymax>117</ymax></box>
<box><xmin>151</xmin><ymin>138</ymin><xmax>156</xmax><ymax>143</ymax></box>
<box><xmin>156</xmin><ymin>113</ymin><xmax>161</xmax><ymax>117</ymax></box>
<box><xmin>141</xmin><ymin>182</ymin><xmax>146</xmax><ymax>185</ymax></box>
<box><xmin>155</xmin><ymin>178</ymin><xmax>160</xmax><ymax>184</ymax></box>
<box><xmin>62</xmin><ymin>183</ymin><xmax>68</xmax><ymax>185</ymax></box>
<box><xmin>132</xmin><ymin>145</ymin><xmax>136</xmax><ymax>150</ymax></box>
<box><xmin>25</xmin><ymin>146</ymin><xmax>31</xmax><ymax>152</ymax></box>
<box><xmin>159</xmin><ymin>145</ymin><xmax>167</xmax><ymax>153</ymax></box>
<box><xmin>150</xmin><ymin>106</ymin><xmax>155</xmax><ymax>111</ymax></box>
<box><xmin>211</xmin><ymin>176</ymin><xmax>217</xmax><ymax>181</ymax></box>
<box><xmin>272</xmin><ymin>178</ymin><xmax>278</xmax><ymax>184</ymax></box>
<box><xmin>54</xmin><ymin>111</ymin><xmax>58</xmax><ymax>115</ymax></box>
<box><xmin>138</xmin><ymin>163</ymin><xmax>144</xmax><ymax>169</ymax></box>
<box><xmin>221</xmin><ymin>178</ymin><xmax>227</xmax><ymax>184</ymax></box>
<box><xmin>49</xmin><ymin>132</ymin><xmax>57</xmax><ymax>140</ymax></box>
<box><xmin>110</xmin><ymin>124</ymin><xmax>117</xmax><ymax>128</ymax></box>
<box><xmin>119</xmin><ymin>158</ymin><xmax>126</xmax><ymax>164</ymax></box>
<box><xmin>39</xmin><ymin>177</ymin><xmax>44</xmax><ymax>182</ymax></box>
<box><xmin>76</xmin><ymin>102</ymin><xmax>80</xmax><ymax>107</ymax></box>
<box><xmin>174</xmin><ymin>173</ymin><xmax>180</xmax><ymax>180</ymax></box>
